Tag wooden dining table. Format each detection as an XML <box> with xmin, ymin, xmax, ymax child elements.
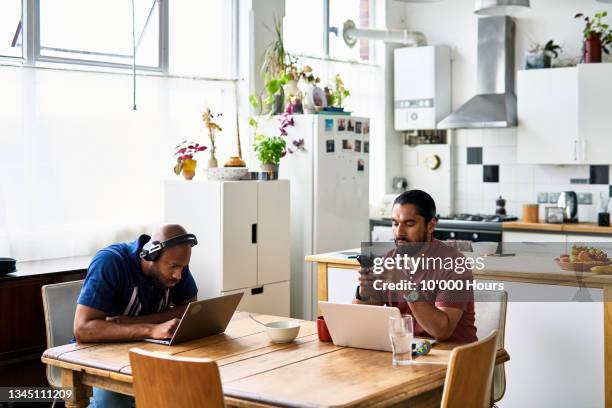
<box><xmin>42</xmin><ymin>311</ymin><xmax>509</xmax><ymax>407</ymax></box>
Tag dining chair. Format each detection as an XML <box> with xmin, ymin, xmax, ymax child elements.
<box><xmin>41</xmin><ymin>280</ymin><xmax>84</xmax><ymax>388</ymax></box>
<box><xmin>129</xmin><ymin>347</ymin><xmax>225</xmax><ymax>408</ymax></box>
<box><xmin>440</xmin><ymin>330</ymin><xmax>499</xmax><ymax>408</ymax></box>
<box><xmin>474</xmin><ymin>289</ymin><xmax>508</xmax><ymax>404</ymax></box>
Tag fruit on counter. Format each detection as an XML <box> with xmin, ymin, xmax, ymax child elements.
<box><xmin>569</xmin><ymin>245</ymin><xmax>608</xmax><ymax>263</ymax></box>
<box><xmin>590</xmin><ymin>265</ymin><xmax>612</xmax><ymax>274</ymax></box>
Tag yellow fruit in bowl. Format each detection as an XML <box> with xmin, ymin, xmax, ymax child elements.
<box><xmin>590</xmin><ymin>265</ymin><xmax>612</xmax><ymax>274</ymax></box>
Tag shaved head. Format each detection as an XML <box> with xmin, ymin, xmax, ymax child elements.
<box><xmin>142</xmin><ymin>224</ymin><xmax>193</xmax><ymax>288</ymax></box>
<box><xmin>152</xmin><ymin>224</ymin><xmax>188</xmax><ymax>243</ymax></box>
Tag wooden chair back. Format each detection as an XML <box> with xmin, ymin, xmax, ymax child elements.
<box><xmin>440</xmin><ymin>330</ymin><xmax>498</xmax><ymax>408</ymax></box>
<box><xmin>129</xmin><ymin>347</ymin><xmax>225</xmax><ymax>408</ymax></box>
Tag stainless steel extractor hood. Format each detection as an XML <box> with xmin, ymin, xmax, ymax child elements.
<box><xmin>438</xmin><ymin>16</ymin><xmax>517</xmax><ymax>129</ymax></box>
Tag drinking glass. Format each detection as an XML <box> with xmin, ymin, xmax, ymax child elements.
<box><xmin>388</xmin><ymin>315</ymin><xmax>413</xmax><ymax>366</ymax></box>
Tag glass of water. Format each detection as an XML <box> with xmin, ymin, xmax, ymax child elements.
<box><xmin>388</xmin><ymin>315</ymin><xmax>413</xmax><ymax>366</ymax></box>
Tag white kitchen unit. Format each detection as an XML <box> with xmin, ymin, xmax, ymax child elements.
<box><xmin>164</xmin><ymin>180</ymin><xmax>290</xmax><ymax>317</ymax></box>
<box><xmin>496</xmin><ymin>282</ymin><xmax>604</xmax><ymax>408</ymax></box>
<box><xmin>254</xmin><ymin>114</ymin><xmax>370</xmax><ymax>320</ymax></box>
<box><xmin>517</xmin><ymin>64</ymin><xmax>612</xmax><ymax>164</ymax></box>
<box><xmin>394</xmin><ymin>45</ymin><xmax>451</xmax><ymax>130</ymax></box>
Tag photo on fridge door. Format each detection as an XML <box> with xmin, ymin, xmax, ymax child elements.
<box><xmin>363</xmin><ymin>121</ymin><xmax>369</xmax><ymax>135</ymax></box>
<box><xmin>325</xmin><ymin>118</ymin><xmax>334</xmax><ymax>132</ymax></box>
<box><xmin>355</xmin><ymin>121</ymin><xmax>362</xmax><ymax>134</ymax></box>
<box><xmin>354</xmin><ymin>139</ymin><xmax>362</xmax><ymax>153</ymax></box>
<box><xmin>347</xmin><ymin>119</ymin><xmax>355</xmax><ymax>132</ymax></box>
<box><xmin>326</xmin><ymin>139</ymin><xmax>335</xmax><ymax>153</ymax></box>
<box><xmin>342</xmin><ymin>139</ymin><xmax>353</xmax><ymax>150</ymax></box>
<box><xmin>338</xmin><ymin>119</ymin><xmax>346</xmax><ymax>132</ymax></box>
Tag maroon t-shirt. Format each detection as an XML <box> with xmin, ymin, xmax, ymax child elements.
<box><xmin>383</xmin><ymin>239</ymin><xmax>477</xmax><ymax>343</ymax></box>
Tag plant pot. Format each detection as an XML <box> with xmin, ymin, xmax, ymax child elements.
<box><xmin>584</xmin><ymin>33</ymin><xmax>602</xmax><ymax>63</ymax></box>
<box><xmin>208</xmin><ymin>148</ymin><xmax>218</xmax><ymax>168</ymax></box>
<box><xmin>182</xmin><ymin>159</ymin><xmax>197</xmax><ymax>180</ymax></box>
<box><xmin>260</xmin><ymin>163</ymin><xmax>279</xmax><ymax>180</ymax></box>
<box><xmin>261</xmin><ymin>163</ymin><xmax>279</xmax><ymax>173</ymax></box>
<box><xmin>525</xmin><ymin>51</ymin><xmax>552</xmax><ymax>69</ymax></box>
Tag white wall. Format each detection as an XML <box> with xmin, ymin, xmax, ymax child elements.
<box><xmin>402</xmin><ymin>0</ymin><xmax>612</xmax><ymax>220</ymax></box>
<box><xmin>0</xmin><ymin>65</ymin><xmax>237</xmax><ymax>261</ymax></box>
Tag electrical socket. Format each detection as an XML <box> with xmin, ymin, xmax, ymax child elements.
<box><xmin>537</xmin><ymin>192</ymin><xmax>549</xmax><ymax>204</ymax></box>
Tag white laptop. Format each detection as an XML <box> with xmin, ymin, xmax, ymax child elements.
<box><xmin>318</xmin><ymin>301</ymin><xmax>436</xmax><ymax>352</ymax></box>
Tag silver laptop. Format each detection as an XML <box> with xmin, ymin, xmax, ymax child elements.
<box><xmin>145</xmin><ymin>292</ymin><xmax>243</xmax><ymax>346</ymax></box>
<box><xmin>318</xmin><ymin>301</ymin><xmax>436</xmax><ymax>352</ymax></box>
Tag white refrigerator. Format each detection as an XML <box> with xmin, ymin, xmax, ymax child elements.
<box><xmin>254</xmin><ymin>114</ymin><xmax>370</xmax><ymax>320</ymax></box>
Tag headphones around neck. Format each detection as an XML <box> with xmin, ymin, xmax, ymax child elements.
<box><xmin>139</xmin><ymin>233</ymin><xmax>198</xmax><ymax>262</ymax></box>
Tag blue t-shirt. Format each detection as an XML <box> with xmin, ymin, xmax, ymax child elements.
<box><xmin>77</xmin><ymin>234</ymin><xmax>198</xmax><ymax>317</ymax></box>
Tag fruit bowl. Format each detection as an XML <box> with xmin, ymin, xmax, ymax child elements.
<box><xmin>555</xmin><ymin>257</ymin><xmax>610</xmax><ymax>272</ymax></box>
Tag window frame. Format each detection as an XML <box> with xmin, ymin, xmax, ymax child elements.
<box><xmin>10</xmin><ymin>0</ymin><xmax>239</xmax><ymax>80</ymax></box>
<box><xmin>0</xmin><ymin>0</ymin><xmax>25</xmax><ymax>61</ymax></box>
<box><xmin>286</xmin><ymin>0</ymin><xmax>376</xmax><ymax>65</ymax></box>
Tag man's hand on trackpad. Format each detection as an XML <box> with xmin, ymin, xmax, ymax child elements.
<box><xmin>149</xmin><ymin>318</ymin><xmax>180</xmax><ymax>339</ymax></box>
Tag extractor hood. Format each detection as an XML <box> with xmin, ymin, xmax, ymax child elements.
<box><xmin>439</xmin><ymin>16</ymin><xmax>517</xmax><ymax>129</ymax></box>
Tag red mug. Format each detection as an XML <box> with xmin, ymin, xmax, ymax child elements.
<box><xmin>317</xmin><ymin>316</ymin><xmax>332</xmax><ymax>342</ymax></box>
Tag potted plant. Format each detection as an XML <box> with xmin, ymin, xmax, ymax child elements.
<box><xmin>173</xmin><ymin>141</ymin><xmax>207</xmax><ymax>180</ymax></box>
<box><xmin>202</xmin><ymin>106</ymin><xmax>222</xmax><ymax>168</ymax></box>
<box><xmin>575</xmin><ymin>11</ymin><xmax>612</xmax><ymax>63</ymax></box>
<box><xmin>324</xmin><ymin>74</ymin><xmax>350</xmax><ymax>111</ymax></box>
<box><xmin>525</xmin><ymin>40</ymin><xmax>562</xmax><ymax>69</ymax></box>
<box><xmin>249</xmin><ymin>118</ymin><xmax>287</xmax><ymax>175</ymax></box>
<box><xmin>253</xmin><ymin>16</ymin><xmax>290</xmax><ymax>115</ymax></box>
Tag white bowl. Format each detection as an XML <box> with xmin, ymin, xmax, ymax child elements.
<box><xmin>471</xmin><ymin>241</ymin><xmax>499</xmax><ymax>256</ymax></box>
<box><xmin>205</xmin><ymin>167</ymin><xmax>249</xmax><ymax>181</ymax></box>
<box><xmin>264</xmin><ymin>321</ymin><xmax>301</xmax><ymax>343</ymax></box>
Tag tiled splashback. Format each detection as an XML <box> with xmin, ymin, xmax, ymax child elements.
<box><xmin>451</xmin><ymin>128</ymin><xmax>612</xmax><ymax>222</ymax></box>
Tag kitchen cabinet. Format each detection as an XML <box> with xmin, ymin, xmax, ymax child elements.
<box><xmin>164</xmin><ymin>180</ymin><xmax>290</xmax><ymax>317</ymax></box>
<box><xmin>502</xmin><ymin>231</ymin><xmax>566</xmax><ymax>256</ymax></box>
<box><xmin>517</xmin><ymin>64</ymin><xmax>612</xmax><ymax>164</ymax></box>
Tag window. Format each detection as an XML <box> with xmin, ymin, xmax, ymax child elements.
<box><xmin>329</xmin><ymin>0</ymin><xmax>372</xmax><ymax>62</ymax></box>
<box><xmin>0</xmin><ymin>1</ymin><xmax>22</xmax><ymax>58</ymax></box>
<box><xmin>284</xmin><ymin>0</ymin><xmax>373</xmax><ymax>62</ymax></box>
<box><xmin>169</xmin><ymin>0</ymin><xmax>235</xmax><ymax>78</ymax></box>
<box><xmin>284</xmin><ymin>0</ymin><xmax>325</xmax><ymax>57</ymax></box>
<box><xmin>39</xmin><ymin>0</ymin><xmax>161</xmax><ymax>69</ymax></box>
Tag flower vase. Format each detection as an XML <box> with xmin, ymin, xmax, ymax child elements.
<box><xmin>584</xmin><ymin>33</ymin><xmax>602</xmax><ymax>63</ymax></box>
<box><xmin>208</xmin><ymin>148</ymin><xmax>218</xmax><ymax>168</ymax></box>
<box><xmin>182</xmin><ymin>159</ymin><xmax>197</xmax><ymax>180</ymax></box>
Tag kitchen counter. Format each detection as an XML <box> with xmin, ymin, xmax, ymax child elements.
<box><xmin>305</xmin><ymin>249</ymin><xmax>612</xmax><ymax>289</ymax></box>
<box><xmin>306</xmin><ymin>249</ymin><xmax>612</xmax><ymax>406</ymax></box>
<box><xmin>503</xmin><ymin>221</ymin><xmax>612</xmax><ymax>235</ymax></box>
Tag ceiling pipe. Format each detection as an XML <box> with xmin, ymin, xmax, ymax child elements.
<box><xmin>342</xmin><ymin>20</ymin><xmax>427</xmax><ymax>48</ymax></box>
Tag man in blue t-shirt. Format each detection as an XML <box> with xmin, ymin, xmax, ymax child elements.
<box><xmin>74</xmin><ymin>224</ymin><xmax>199</xmax><ymax>407</ymax></box>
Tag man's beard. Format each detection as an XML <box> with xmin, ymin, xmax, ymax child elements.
<box><xmin>394</xmin><ymin>234</ymin><xmax>429</xmax><ymax>255</ymax></box>
<box><xmin>149</xmin><ymin>265</ymin><xmax>172</xmax><ymax>289</ymax></box>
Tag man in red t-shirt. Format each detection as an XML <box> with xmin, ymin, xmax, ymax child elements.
<box><xmin>355</xmin><ymin>190</ymin><xmax>477</xmax><ymax>342</ymax></box>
